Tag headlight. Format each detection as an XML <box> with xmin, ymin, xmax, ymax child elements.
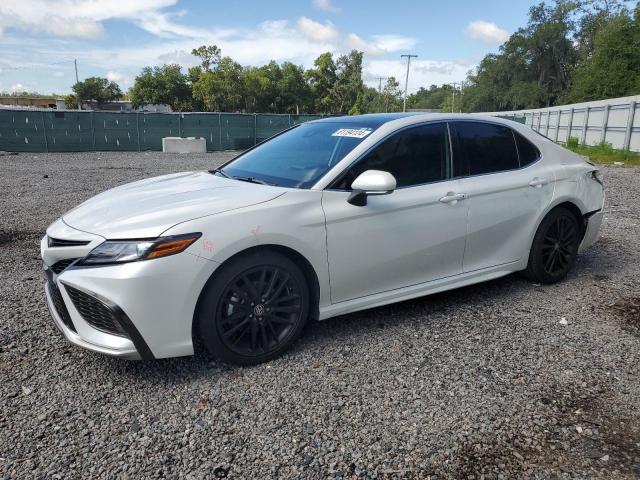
<box><xmin>79</xmin><ymin>233</ymin><xmax>201</xmax><ymax>266</ymax></box>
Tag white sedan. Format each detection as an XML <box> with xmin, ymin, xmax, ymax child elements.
<box><xmin>41</xmin><ymin>113</ymin><xmax>604</xmax><ymax>364</ymax></box>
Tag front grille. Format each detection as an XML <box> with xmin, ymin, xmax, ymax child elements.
<box><xmin>48</xmin><ymin>237</ymin><xmax>90</xmax><ymax>248</ymax></box>
<box><xmin>51</xmin><ymin>258</ymin><xmax>79</xmax><ymax>274</ymax></box>
<box><xmin>65</xmin><ymin>285</ymin><xmax>128</xmax><ymax>337</ymax></box>
<box><xmin>47</xmin><ymin>282</ymin><xmax>76</xmax><ymax>332</ymax></box>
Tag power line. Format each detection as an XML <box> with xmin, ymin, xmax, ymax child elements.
<box><xmin>400</xmin><ymin>54</ymin><xmax>418</xmax><ymax>112</ymax></box>
<box><xmin>0</xmin><ymin>59</ymin><xmax>76</xmax><ymax>72</ymax></box>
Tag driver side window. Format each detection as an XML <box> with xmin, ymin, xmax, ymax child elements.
<box><xmin>332</xmin><ymin>122</ymin><xmax>451</xmax><ymax>190</ymax></box>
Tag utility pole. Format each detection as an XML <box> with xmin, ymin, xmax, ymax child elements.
<box><xmin>450</xmin><ymin>82</ymin><xmax>461</xmax><ymax>113</ymax></box>
<box><xmin>376</xmin><ymin>76</ymin><xmax>387</xmax><ymax>93</ymax></box>
<box><xmin>74</xmin><ymin>59</ymin><xmax>81</xmax><ymax>110</ymax></box>
<box><xmin>400</xmin><ymin>54</ymin><xmax>417</xmax><ymax>112</ymax></box>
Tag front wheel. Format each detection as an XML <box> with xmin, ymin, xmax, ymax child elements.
<box><xmin>197</xmin><ymin>251</ymin><xmax>309</xmax><ymax>365</ymax></box>
<box><xmin>524</xmin><ymin>207</ymin><xmax>581</xmax><ymax>284</ymax></box>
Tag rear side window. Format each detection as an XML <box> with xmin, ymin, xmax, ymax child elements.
<box><xmin>332</xmin><ymin>122</ymin><xmax>450</xmax><ymax>189</ymax></box>
<box><xmin>514</xmin><ymin>131</ymin><xmax>541</xmax><ymax>167</ymax></box>
<box><xmin>452</xmin><ymin>121</ymin><xmax>519</xmax><ymax>176</ymax></box>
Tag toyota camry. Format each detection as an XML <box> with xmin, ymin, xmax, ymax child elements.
<box><xmin>41</xmin><ymin>113</ymin><xmax>604</xmax><ymax>364</ymax></box>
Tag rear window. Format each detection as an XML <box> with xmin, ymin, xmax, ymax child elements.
<box><xmin>453</xmin><ymin>121</ymin><xmax>519</xmax><ymax>176</ymax></box>
<box><xmin>514</xmin><ymin>131</ymin><xmax>541</xmax><ymax>167</ymax></box>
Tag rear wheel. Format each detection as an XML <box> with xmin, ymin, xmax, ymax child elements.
<box><xmin>524</xmin><ymin>207</ymin><xmax>581</xmax><ymax>284</ymax></box>
<box><xmin>198</xmin><ymin>251</ymin><xmax>309</xmax><ymax>365</ymax></box>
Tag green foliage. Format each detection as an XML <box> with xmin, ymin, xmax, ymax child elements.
<box><xmin>566</xmin><ymin>136</ymin><xmax>580</xmax><ymax>149</ymax></box>
<box><xmin>461</xmin><ymin>1</ymin><xmax>640</xmax><ymax>112</ymax></box>
<box><xmin>566</xmin><ymin>9</ymin><xmax>640</xmax><ymax>102</ymax></box>
<box><xmin>192</xmin><ymin>57</ymin><xmax>244</xmax><ymax>112</ymax></box>
<box><xmin>128</xmin><ymin>45</ymin><xmax>366</xmax><ymax>114</ymax></box>
<box><xmin>63</xmin><ymin>94</ymin><xmax>78</xmax><ymax>109</ymax></box>
<box><xmin>72</xmin><ymin>77</ymin><xmax>122</xmax><ymax>105</ymax></box>
<box><xmin>564</xmin><ymin>140</ymin><xmax>640</xmax><ymax>165</ymax></box>
<box><xmin>129</xmin><ymin>64</ymin><xmax>194</xmax><ymax>112</ymax></box>
<box><xmin>191</xmin><ymin>45</ymin><xmax>222</xmax><ymax>72</ymax></box>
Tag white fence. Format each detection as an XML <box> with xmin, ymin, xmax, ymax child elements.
<box><xmin>486</xmin><ymin>94</ymin><xmax>640</xmax><ymax>152</ymax></box>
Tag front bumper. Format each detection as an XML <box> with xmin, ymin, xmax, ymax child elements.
<box><xmin>42</xmin><ymin>220</ymin><xmax>218</xmax><ymax>360</ymax></box>
<box><xmin>44</xmin><ymin>270</ymin><xmax>143</xmax><ymax>360</ymax></box>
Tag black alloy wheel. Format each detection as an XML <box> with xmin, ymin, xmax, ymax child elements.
<box><xmin>540</xmin><ymin>215</ymin><xmax>578</xmax><ymax>277</ymax></box>
<box><xmin>217</xmin><ymin>266</ymin><xmax>302</xmax><ymax>356</ymax></box>
<box><xmin>524</xmin><ymin>207</ymin><xmax>581</xmax><ymax>284</ymax></box>
<box><xmin>198</xmin><ymin>251</ymin><xmax>309</xmax><ymax>365</ymax></box>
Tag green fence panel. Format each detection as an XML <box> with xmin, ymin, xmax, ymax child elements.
<box><xmin>255</xmin><ymin>114</ymin><xmax>291</xmax><ymax>143</ymax></box>
<box><xmin>180</xmin><ymin>113</ymin><xmax>223</xmax><ymax>151</ymax></box>
<box><xmin>139</xmin><ymin>113</ymin><xmax>180</xmax><ymax>151</ymax></box>
<box><xmin>0</xmin><ymin>110</ymin><xmax>323</xmax><ymax>152</ymax></box>
<box><xmin>93</xmin><ymin>112</ymin><xmax>139</xmax><ymax>151</ymax></box>
<box><xmin>0</xmin><ymin>110</ymin><xmax>48</xmax><ymax>152</ymax></box>
<box><xmin>291</xmin><ymin>114</ymin><xmax>321</xmax><ymax>125</ymax></box>
<box><xmin>42</xmin><ymin>111</ymin><xmax>93</xmax><ymax>152</ymax></box>
<box><xmin>220</xmin><ymin>114</ymin><xmax>255</xmax><ymax>150</ymax></box>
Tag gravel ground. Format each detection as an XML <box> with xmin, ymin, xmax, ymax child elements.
<box><xmin>1</xmin><ymin>151</ymin><xmax>639</xmax><ymax>479</ymax></box>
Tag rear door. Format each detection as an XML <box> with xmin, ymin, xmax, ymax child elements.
<box><xmin>451</xmin><ymin>121</ymin><xmax>555</xmax><ymax>272</ymax></box>
<box><xmin>322</xmin><ymin>122</ymin><xmax>468</xmax><ymax>303</ymax></box>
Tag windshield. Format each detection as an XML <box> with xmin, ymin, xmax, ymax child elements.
<box><xmin>220</xmin><ymin>122</ymin><xmax>377</xmax><ymax>189</ymax></box>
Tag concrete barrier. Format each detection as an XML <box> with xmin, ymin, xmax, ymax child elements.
<box><xmin>162</xmin><ymin>137</ymin><xmax>207</xmax><ymax>153</ymax></box>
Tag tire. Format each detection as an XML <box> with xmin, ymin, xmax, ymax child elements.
<box><xmin>197</xmin><ymin>250</ymin><xmax>310</xmax><ymax>365</ymax></box>
<box><xmin>524</xmin><ymin>207</ymin><xmax>581</xmax><ymax>284</ymax></box>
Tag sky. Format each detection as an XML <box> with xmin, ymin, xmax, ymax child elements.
<box><xmin>0</xmin><ymin>0</ymin><xmax>539</xmax><ymax>96</ymax></box>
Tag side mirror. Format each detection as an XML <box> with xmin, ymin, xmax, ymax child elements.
<box><xmin>348</xmin><ymin>170</ymin><xmax>397</xmax><ymax>206</ymax></box>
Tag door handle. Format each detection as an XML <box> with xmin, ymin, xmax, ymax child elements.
<box><xmin>439</xmin><ymin>192</ymin><xmax>466</xmax><ymax>204</ymax></box>
<box><xmin>529</xmin><ymin>177</ymin><xmax>549</xmax><ymax>188</ymax></box>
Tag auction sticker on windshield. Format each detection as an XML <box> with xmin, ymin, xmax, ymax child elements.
<box><xmin>331</xmin><ymin>128</ymin><xmax>372</xmax><ymax>139</ymax></box>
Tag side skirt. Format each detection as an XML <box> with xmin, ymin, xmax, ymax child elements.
<box><xmin>318</xmin><ymin>260</ymin><xmax>523</xmax><ymax>320</ymax></box>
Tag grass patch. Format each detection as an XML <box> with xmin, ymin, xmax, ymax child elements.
<box><xmin>564</xmin><ymin>137</ymin><xmax>640</xmax><ymax>166</ymax></box>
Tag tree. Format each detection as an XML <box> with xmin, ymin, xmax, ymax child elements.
<box><xmin>192</xmin><ymin>57</ymin><xmax>244</xmax><ymax>111</ymax></box>
<box><xmin>567</xmin><ymin>6</ymin><xmax>640</xmax><ymax>102</ymax></box>
<box><xmin>129</xmin><ymin>64</ymin><xmax>193</xmax><ymax>111</ymax></box>
<box><xmin>277</xmin><ymin>62</ymin><xmax>311</xmax><ymax>114</ymax></box>
<box><xmin>407</xmin><ymin>84</ymin><xmax>454</xmax><ymax>111</ymax></box>
<box><xmin>330</xmin><ymin>50</ymin><xmax>365</xmax><ymax>114</ymax></box>
<box><xmin>306</xmin><ymin>52</ymin><xmax>337</xmax><ymax>114</ymax></box>
<box><xmin>72</xmin><ymin>77</ymin><xmax>122</xmax><ymax>106</ymax></box>
<box><xmin>191</xmin><ymin>45</ymin><xmax>222</xmax><ymax>72</ymax></box>
<box><xmin>63</xmin><ymin>94</ymin><xmax>78</xmax><ymax>109</ymax></box>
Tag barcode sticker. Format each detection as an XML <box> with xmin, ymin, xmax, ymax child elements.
<box><xmin>331</xmin><ymin>128</ymin><xmax>372</xmax><ymax>139</ymax></box>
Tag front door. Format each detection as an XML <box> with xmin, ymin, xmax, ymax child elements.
<box><xmin>322</xmin><ymin>122</ymin><xmax>468</xmax><ymax>303</ymax></box>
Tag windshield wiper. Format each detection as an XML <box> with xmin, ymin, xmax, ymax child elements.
<box><xmin>232</xmin><ymin>176</ymin><xmax>277</xmax><ymax>186</ymax></box>
<box><xmin>209</xmin><ymin>168</ymin><xmax>232</xmax><ymax>179</ymax></box>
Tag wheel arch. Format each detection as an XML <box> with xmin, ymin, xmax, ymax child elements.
<box><xmin>191</xmin><ymin>244</ymin><xmax>321</xmax><ymax>347</ymax></box>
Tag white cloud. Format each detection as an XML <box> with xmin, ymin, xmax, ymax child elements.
<box><xmin>53</xmin><ymin>71</ymin><xmax>65</xmax><ymax>77</ymax></box>
<box><xmin>364</xmin><ymin>59</ymin><xmax>473</xmax><ymax>92</ymax></box>
<box><xmin>11</xmin><ymin>83</ymin><xmax>26</xmax><ymax>92</ymax></box>
<box><xmin>372</xmin><ymin>35</ymin><xmax>416</xmax><ymax>52</ymax></box>
<box><xmin>346</xmin><ymin>33</ymin><xmax>416</xmax><ymax>57</ymax></box>
<box><xmin>297</xmin><ymin>16</ymin><xmax>339</xmax><ymax>41</ymax></box>
<box><xmin>346</xmin><ymin>33</ymin><xmax>384</xmax><ymax>56</ymax></box>
<box><xmin>106</xmin><ymin>70</ymin><xmax>125</xmax><ymax>82</ymax></box>
<box><xmin>313</xmin><ymin>0</ymin><xmax>340</xmax><ymax>13</ymax></box>
<box><xmin>0</xmin><ymin>0</ymin><xmax>208</xmax><ymax>38</ymax></box>
<box><xmin>465</xmin><ymin>20</ymin><xmax>509</xmax><ymax>45</ymax></box>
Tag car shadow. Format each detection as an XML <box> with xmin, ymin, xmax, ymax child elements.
<box><xmin>102</xmin><ymin>244</ymin><xmax>617</xmax><ymax>384</ymax></box>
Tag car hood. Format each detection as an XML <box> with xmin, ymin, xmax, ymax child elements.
<box><xmin>63</xmin><ymin>171</ymin><xmax>286</xmax><ymax>239</ymax></box>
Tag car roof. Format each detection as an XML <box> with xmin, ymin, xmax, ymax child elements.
<box><xmin>308</xmin><ymin>112</ymin><xmax>523</xmax><ymax>129</ymax></box>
